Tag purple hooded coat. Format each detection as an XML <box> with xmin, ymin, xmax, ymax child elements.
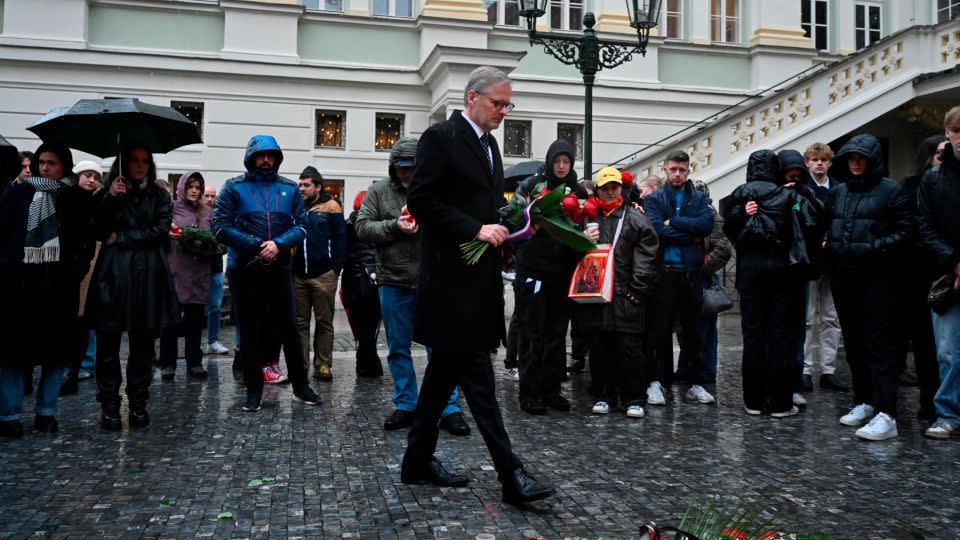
<box><xmin>168</xmin><ymin>171</ymin><xmax>211</xmax><ymax>305</ymax></box>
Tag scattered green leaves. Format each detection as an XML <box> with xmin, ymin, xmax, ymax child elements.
<box><xmin>159</xmin><ymin>498</ymin><xmax>170</xmax><ymax>506</ymax></box>
<box><xmin>264</xmin><ymin>447</ymin><xmax>276</xmax><ymax>453</ymax></box>
<box><xmin>247</xmin><ymin>476</ymin><xmax>277</xmax><ymax>488</ymax></box>
<box><xmin>127</xmin><ymin>468</ymin><xmax>144</xmax><ymax>476</ymax></box>
<box><xmin>216</xmin><ymin>512</ymin><xmax>233</xmax><ymax>521</ymax></box>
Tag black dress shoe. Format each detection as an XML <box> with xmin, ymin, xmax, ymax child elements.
<box><xmin>129</xmin><ymin>401</ymin><xmax>150</xmax><ymax>428</ymax></box>
<box><xmin>101</xmin><ymin>405</ymin><xmax>122</xmax><ymax>431</ymax></box>
<box><xmin>0</xmin><ymin>420</ymin><xmax>23</xmax><ymax>438</ymax></box>
<box><xmin>566</xmin><ymin>358</ymin><xmax>586</xmax><ymax>373</ymax></box>
<box><xmin>188</xmin><ymin>366</ymin><xmax>208</xmax><ymax>379</ymax></box>
<box><xmin>501</xmin><ymin>468</ymin><xmax>556</xmax><ymax>505</ymax></box>
<box><xmin>439</xmin><ymin>412</ymin><xmax>470</xmax><ymax>436</ymax></box>
<box><xmin>34</xmin><ymin>415</ymin><xmax>58</xmax><ymax>433</ymax></box>
<box><xmin>799</xmin><ymin>374</ymin><xmax>813</xmax><ymax>393</ymax></box>
<box><xmin>543</xmin><ymin>395</ymin><xmax>571</xmax><ymax>412</ymax></box>
<box><xmin>520</xmin><ymin>399</ymin><xmax>547</xmax><ymax>416</ymax></box>
<box><xmin>820</xmin><ymin>373</ymin><xmax>849</xmax><ymax>391</ymax></box>
<box><xmin>383</xmin><ymin>409</ymin><xmax>415</xmax><ymax>431</ymax></box>
<box><xmin>401</xmin><ymin>457</ymin><xmax>469</xmax><ymax>487</ymax></box>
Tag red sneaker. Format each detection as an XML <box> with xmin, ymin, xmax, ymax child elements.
<box><xmin>262</xmin><ymin>362</ymin><xmax>288</xmax><ymax>384</ymax></box>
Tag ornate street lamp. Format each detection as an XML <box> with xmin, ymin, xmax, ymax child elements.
<box><xmin>518</xmin><ymin>0</ymin><xmax>661</xmax><ymax>181</ymax></box>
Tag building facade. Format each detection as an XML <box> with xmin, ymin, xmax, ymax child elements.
<box><xmin>0</xmin><ymin>0</ymin><xmax>954</xmax><ymax>203</ymax></box>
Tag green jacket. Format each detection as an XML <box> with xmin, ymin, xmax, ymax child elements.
<box><xmin>354</xmin><ymin>177</ymin><xmax>420</xmax><ymax>288</ymax></box>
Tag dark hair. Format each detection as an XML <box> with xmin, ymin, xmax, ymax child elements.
<box><xmin>106</xmin><ymin>145</ymin><xmax>157</xmax><ymax>184</ymax></box>
<box><xmin>30</xmin><ymin>142</ymin><xmax>74</xmax><ymax>180</ymax></box>
<box><xmin>19</xmin><ymin>151</ymin><xmax>34</xmax><ymax>162</ymax></box>
<box><xmin>183</xmin><ymin>173</ymin><xmax>205</xmax><ymax>215</ymax></box>
<box><xmin>300</xmin><ymin>165</ymin><xmax>324</xmax><ymax>187</ymax></box>
<box><xmin>915</xmin><ymin>134</ymin><xmax>948</xmax><ymax>176</ymax></box>
<box><xmin>665</xmin><ymin>150</ymin><xmax>690</xmax><ymax>164</ymax></box>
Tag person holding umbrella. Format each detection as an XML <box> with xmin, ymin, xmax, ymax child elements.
<box><xmin>0</xmin><ymin>141</ymin><xmax>95</xmax><ymax>436</ymax></box>
<box><xmin>86</xmin><ymin>145</ymin><xmax>179</xmax><ymax>430</ymax></box>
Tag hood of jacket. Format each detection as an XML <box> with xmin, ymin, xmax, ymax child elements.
<box><xmin>388</xmin><ymin>136</ymin><xmax>419</xmax><ymax>184</ymax></box>
<box><xmin>173</xmin><ymin>170</ymin><xmax>209</xmax><ymax>224</ymax></box>
<box><xmin>243</xmin><ymin>135</ymin><xmax>284</xmax><ymax>174</ymax></box>
<box><xmin>544</xmin><ymin>139</ymin><xmax>577</xmax><ymax>186</ymax></box>
<box><xmin>835</xmin><ymin>134</ymin><xmax>883</xmax><ymax>188</ymax></box>
<box><xmin>746</xmin><ymin>150</ymin><xmax>782</xmax><ymax>184</ymax></box>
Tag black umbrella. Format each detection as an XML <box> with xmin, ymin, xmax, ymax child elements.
<box><xmin>26</xmin><ymin>98</ymin><xmax>202</xmax><ymax>158</ymax></box>
<box><xmin>503</xmin><ymin>160</ymin><xmax>544</xmax><ymax>192</ymax></box>
<box><xmin>0</xmin><ymin>135</ymin><xmax>20</xmax><ymax>185</ymax></box>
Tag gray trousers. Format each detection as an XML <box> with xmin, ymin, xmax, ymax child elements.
<box><xmin>804</xmin><ymin>275</ymin><xmax>841</xmax><ymax>375</ymax></box>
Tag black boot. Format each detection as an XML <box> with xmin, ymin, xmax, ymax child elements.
<box><xmin>34</xmin><ymin>415</ymin><xmax>58</xmax><ymax>433</ymax></box>
<box><xmin>60</xmin><ymin>372</ymin><xmax>80</xmax><ymax>396</ymax></box>
<box><xmin>129</xmin><ymin>400</ymin><xmax>150</xmax><ymax>428</ymax></box>
<box><xmin>101</xmin><ymin>401</ymin><xmax>122</xmax><ymax>431</ymax></box>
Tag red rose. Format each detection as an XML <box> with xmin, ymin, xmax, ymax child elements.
<box><xmin>561</xmin><ymin>193</ymin><xmax>584</xmax><ymax>224</ymax></box>
<box><xmin>582</xmin><ymin>197</ymin><xmax>599</xmax><ymax>220</ymax></box>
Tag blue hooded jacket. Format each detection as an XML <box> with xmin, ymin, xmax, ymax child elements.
<box><xmin>643</xmin><ymin>179</ymin><xmax>715</xmax><ymax>272</ymax></box>
<box><xmin>212</xmin><ymin>135</ymin><xmax>307</xmax><ymax>269</ymax></box>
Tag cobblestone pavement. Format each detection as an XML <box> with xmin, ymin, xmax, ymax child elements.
<box><xmin>1</xmin><ymin>313</ymin><xmax>958</xmax><ymax>539</ymax></box>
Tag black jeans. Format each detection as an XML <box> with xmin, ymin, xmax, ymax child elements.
<box><xmin>96</xmin><ymin>330</ymin><xmax>156</xmax><ymax>404</ymax></box>
<box><xmin>159</xmin><ymin>304</ymin><xmax>205</xmax><ymax>369</ymax></box>
<box><xmin>591</xmin><ymin>331</ymin><xmax>647</xmax><ymax>407</ymax></box>
<box><xmin>650</xmin><ymin>269</ymin><xmax>704</xmax><ymax>385</ymax></box>
<box><xmin>739</xmin><ymin>272</ymin><xmax>800</xmax><ymax>412</ymax></box>
<box><xmin>515</xmin><ymin>277</ymin><xmax>569</xmax><ymax>403</ymax></box>
<box><xmin>832</xmin><ymin>271</ymin><xmax>901</xmax><ymax>416</ymax></box>
<box><xmin>231</xmin><ymin>264</ymin><xmax>308</xmax><ymax>395</ymax></box>
<box><xmin>402</xmin><ymin>349</ymin><xmax>522</xmax><ymax>480</ymax></box>
<box><xmin>569</xmin><ymin>313</ymin><xmax>590</xmax><ymax>362</ymax></box>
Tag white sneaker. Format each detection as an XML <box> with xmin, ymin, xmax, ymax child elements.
<box><xmin>770</xmin><ymin>406</ymin><xmax>800</xmax><ymax>419</ymax></box>
<box><xmin>855</xmin><ymin>412</ymin><xmax>898</xmax><ymax>441</ymax></box>
<box><xmin>205</xmin><ymin>341</ymin><xmax>229</xmax><ymax>355</ymax></box>
<box><xmin>686</xmin><ymin>385</ymin><xmax>715</xmax><ymax>404</ymax></box>
<box><xmin>646</xmin><ymin>381</ymin><xmax>666</xmax><ymax>406</ymax></box>
<box><xmin>792</xmin><ymin>392</ymin><xmax>807</xmax><ymax>407</ymax></box>
<box><xmin>925</xmin><ymin>420</ymin><xmax>958</xmax><ymax>440</ymax></box>
<box><xmin>839</xmin><ymin>403</ymin><xmax>875</xmax><ymax>426</ymax></box>
<box><xmin>592</xmin><ymin>401</ymin><xmax>610</xmax><ymax>414</ymax></box>
<box><xmin>744</xmin><ymin>406</ymin><xmax>762</xmax><ymax>416</ymax></box>
<box><xmin>503</xmin><ymin>367</ymin><xmax>519</xmax><ymax>381</ymax></box>
<box><xmin>626</xmin><ymin>405</ymin><xmax>645</xmax><ymax>418</ymax></box>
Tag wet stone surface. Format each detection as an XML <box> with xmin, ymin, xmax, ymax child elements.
<box><xmin>1</xmin><ymin>314</ymin><xmax>958</xmax><ymax>539</ymax></box>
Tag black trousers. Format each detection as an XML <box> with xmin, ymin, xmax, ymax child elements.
<box><xmin>570</xmin><ymin>313</ymin><xmax>590</xmax><ymax>362</ymax></box>
<box><xmin>739</xmin><ymin>272</ymin><xmax>800</xmax><ymax>412</ymax></box>
<box><xmin>515</xmin><ymin>277</ymin><xmax>568</xmax><ymax>403</ymax></box>
<box><xmin>159</xmin><ymin>303</ymin><xmax>205</xmax><ymax>369</ymax></box>
<box><xmin>591</xmin><ymin>331</ymin><xmax>647</xmax><ymax>407</ymax></box>
<box><xmin>832</xmin><ymin>271</ymin><xmax>901</xmax><ymax>416</ymax></box>
<box><xmin>650</xmin><ymin>270</ymin><xmax>704</xmax><ymax>385</ymax></box>
<box><xmin>402</xmin><ymin>350</ymin><xmax>522</xmax><ymax>479</ymax></box>
<box><xmin>231</xmin><ymin>265</ymin><xmax>307</xmax><ymax>394</ymax></box>
<box><xmin>96</xmin><ymin>330</ymin><xmax>156</xmax><ymax>404</ymax></box>
<box><xmin>901</xmin><ymin>280</ymin><xmax>940</xmax><ymax>414</ymax></box>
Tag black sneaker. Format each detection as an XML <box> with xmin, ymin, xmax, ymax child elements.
<box><xmin>292</xmin><ymin>386</ymin><xmax>321</xmax><ymax>405</ymax></box>
<box><xmin>160</xmin><ymin>367</ymin><xmax>175</xmax><ymax>381</ymax></box>
<box><xmin>543</xmin><ymin>394</ymin><xmax>571</xmax><ymax>412</ymax></box>
<box><xmin>243</xmin><ymin>391</ymin><xmax>262</xmax><ymax>412</ymax></box>
<box><xmin>129</xmin><ymin>401</ymin><xmax>149</xmax><ymax>428</ymax></box>
<box><xmin>520</xmin><ymin>399</ymin><xmax>547</xmax><ymax>416</ymax></box>
<box><xmin>101</xmin><ymin>404</ymin><xmax>123</xmax><ymax>431</ymax></box>
<box><xmin>383</xmin><ymin>409</ymin><xmax>415</xmax><ymax>430</ymax></box>
<box><xmin>34</xmin><ymin>415</ymin><xmax>58</xmax><ymax>433</ymax></box>
<box><xmin>188</xmin><ymin>366</ymin><xmax>208</xmax><ymax>379</ymax></box>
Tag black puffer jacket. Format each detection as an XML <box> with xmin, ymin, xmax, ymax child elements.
<box><xmin>341</xmin><ymin>209</ymin><xmax>379</xmax><ymax>307</ymax></box>
<box><xmin>513</xmin><ymin>139</ymin><xmax>589</xmax><ymax>283</ymax></box>
<box><xmin>823</xmin><ymin>134</ymin><xmax>911</xmax><ymax>274</ymax></box>
<box><xmin>724</xmin><ymin>150</ymin><xmax>825</xmax><ymax>283</ymax></box>
<box><xmin>577</xmin><ymin>203</ymin><xmax>659</xmax><ymax>333</ymax></box>
<box><xmin>918</xmin><ymin>146</ymin><xmax>960</xmax><ymax>275</ymax></box>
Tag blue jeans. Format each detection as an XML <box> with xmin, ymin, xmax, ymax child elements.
<box><xmin>208</xmin><ymin>272</ymin><xmax>225</xmax><ymax>344</ymax></box>
<box><xmin>379</xmin><ymin>285</ymin><xmax>459</xmax><ymax>416</ymax></box>
<box><xmin>932</xmin><ymin>304</ymin><xmax>960</xmax><ymax>429</ymax></box>
<box><xmin>81</xmin><ymin>330</ymin><xmax>96</xmax><ymax>372</ymax></box>
<box><xmin>0</xmin><ymin>366</ymin><xmax>62</xmax><ymax>421</ymax></box>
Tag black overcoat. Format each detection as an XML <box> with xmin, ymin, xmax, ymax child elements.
<box><xmin>407</xmin><ymin>111</ymin><xmax>507</xmax><ymax>352</ymax></box>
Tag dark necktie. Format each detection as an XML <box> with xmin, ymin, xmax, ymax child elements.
<box><xmin>479</xmin><ymin>133</ymin><xmax>494</xmax><ymax>176</ymax></box>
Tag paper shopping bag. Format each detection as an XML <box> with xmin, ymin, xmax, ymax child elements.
<box><xmin>568</xmin><ymin>243</ymin><xmax>614</xmax><ymax>303</ymax></box>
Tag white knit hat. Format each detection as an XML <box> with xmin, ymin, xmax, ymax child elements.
<box><xmin>72</xmin><ymin>160</ymin><xmax>102</xmax><ymax>176</ymax></box>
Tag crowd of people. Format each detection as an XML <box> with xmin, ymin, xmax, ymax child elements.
<box><xmin>0</xmin><ymin>65</ymin><xmax>959</xmax><ymax>506</ymax></box>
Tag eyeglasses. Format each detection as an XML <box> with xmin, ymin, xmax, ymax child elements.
<box><xmin>477</xmin><ymin>92</ymin><xmax>516</xmax><ymax>113</ymax></box>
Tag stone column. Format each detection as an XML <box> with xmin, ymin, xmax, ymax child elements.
<box><xmin>746</xmin><ymin>0</ymin><xmax>810</xmax><ymax>48</ymax></box>
<box><xmin>688</xmin><ymin>0</ymin><xmax>712</xmax><ymax>45</ymax></box>
<box><xmin>0</xmin><ymin>0</ymin><xmax>88</xmax><ymax>49</ymax></box>
<box><xmin>419</xmin><ymin>0</ymin><xmax>487</xmax><ymax>21</ymax></box>
<box><xmin>834</xmin><ymin>0</ymin><xmax>856</xmax><ymax>55</ymax></box>
<box><xmin>595</xmin><ymin>0</ymin><xmax>633</xmax><ymax>34</ymax></box>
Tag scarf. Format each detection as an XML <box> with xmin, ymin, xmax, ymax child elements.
<box><xmin>598</xmin><ymin>195</ymin><xmax>623</xmax><ymax>216</ymax></box>
<box><xmin>23</xmin><ymin>177</ymin><xmax>68</xmax><ymax>264</ymax></box>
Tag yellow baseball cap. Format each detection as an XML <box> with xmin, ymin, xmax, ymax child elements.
<box><xmin>595</xmin><ymin>166</ymin><xmax>622</xmax><ymax>187</ymax></box>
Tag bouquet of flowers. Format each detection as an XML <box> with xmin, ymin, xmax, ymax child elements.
<box><xmin>640</xmin><ymin>497</ymin><xmax>828</xmax><ymax>540</ymax></box>
<box><xmin>178</xmin><ymin>226</ymin><xmax>220</xmax><ymax>257</ymax></box>
<box><xmin>459</xmin><ymin>183</ymin><xmax>596</xmax><ymax>265</ymax></box>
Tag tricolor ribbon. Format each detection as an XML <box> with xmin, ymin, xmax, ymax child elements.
<box><xmin>503</xmin><ymin>193</ymin><xmax>543</xmax><ymax>243</ymax></box>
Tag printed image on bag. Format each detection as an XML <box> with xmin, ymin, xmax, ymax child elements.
<box><xmin>568</xmin><ymin>244</ymin><xmax>614</xmax><ymax>303</ymax></box>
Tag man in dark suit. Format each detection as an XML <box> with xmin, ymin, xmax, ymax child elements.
<box><xmin>400</xmin><ymin>66</ymin><xmax>555</xmax><ymax>506</ymax></box>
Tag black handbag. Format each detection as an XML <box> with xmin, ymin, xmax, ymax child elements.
<box><xmin>702</xmin><ymin>283</ymin><xmax>733</xmax><ymax>314</ymax></box>
<box><xmin>929</xmin><ymin>273</ymin><xmax>959</xmax><ymax>315</ymax></box>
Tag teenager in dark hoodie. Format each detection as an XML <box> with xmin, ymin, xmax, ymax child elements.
<box><xmin>512</xmin><ymin>139</ymin><xmax>587</xmax><ymax>415</ymax></box>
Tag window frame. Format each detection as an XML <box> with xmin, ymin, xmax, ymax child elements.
<box><xmin>548</xmin><ymin>0</ymin><xmax>584</xmax><ymax>32</ymax></box>
<box><xmin>486</xmin><ymin>0</ymin><xmax>521</xmax><ymax>27</ymax></box>
<box><xmin>315</xmin><ymin>109</ymin><xmax>347</xmax><ymax>150</ymax></box>
<box><xmin>373</xmin><ymin>0</ymin><xmax>413</xmax><ymax>18</ymax></box>
<box><xmin>556</xmin><ymin>123</ymin><xmax>584</xmax><ymax>161</ymax></box>
<box><xmin>661</xmin><ymin>0</ymin><xmax>683</xmax><ymax>40</ymax></box>
<box><xmin>800</xmin><ymin>0</ymin><xmax>829</xmax><ymax>51</ymax></box>
<box><xmin>854</xmin><ymin>2</ymin><xmax>882</xmax><ymax>50</ymax></box>
<box><xmin>710</xmin><ymin>0</ymin><xmax>741</xmax><ymax>44</ymax></box>
<box><xmin>503</xmin><ymin>119</ymin><xmax>532</xmax><ymax>158</ymax></box>
<box><xmin>300</xmin><ymin>0</ymin><xmax>344</xmax><ymax>12</ymax></box>
<box><xmin>936</xmin><ymin>0</ymin><xmax>960</xmax><ymax>23</ymax></box>
<box><xmin>374</xmin><ymin>112</ymin><xmax>405</xmax><ymax>152</ymax></box>
<box><xmin>171</xmin><ymin>100</ymin><xmax>204</xmax><ymax>140</ymax></box>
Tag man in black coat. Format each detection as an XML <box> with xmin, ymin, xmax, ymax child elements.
<box><xmin>401</xmin><ymin>66</ymin><xmax>555</xmax><ymax>506</ymax></box>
